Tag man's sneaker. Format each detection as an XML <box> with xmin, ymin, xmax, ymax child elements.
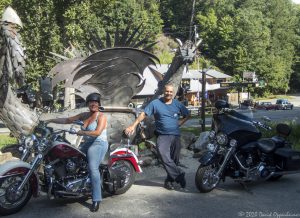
<box><xmin>164</xmin><ymin>180</ymin><xmax>175</xmax><ymax>190</ymax></box>
<box><xmin>176</xmin><ymin>173</ymin><xmax>186</xmax><ymax>188</ymax></box>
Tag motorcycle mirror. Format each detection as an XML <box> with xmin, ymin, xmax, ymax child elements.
<box><xmin>215</xmin><ymin>100</ymin><xmax>229</xmax><ymax>110</ymax></box>
<box><xmin>73</xmin><ymin>120</ymin><xmax>84</xmax><ymax>126</ymax></box>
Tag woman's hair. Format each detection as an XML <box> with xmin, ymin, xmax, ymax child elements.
<box><xmin>86</xmin><ymin>93</ymin><xmax>101</xmax><ymax>105</ymax></box>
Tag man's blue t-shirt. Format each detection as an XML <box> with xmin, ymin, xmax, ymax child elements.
<box><xmin>144</xmin><ymin>98</ymin><xmax>190</xmax><ymax>136</ymax></box>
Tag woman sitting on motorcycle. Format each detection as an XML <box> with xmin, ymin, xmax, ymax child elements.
<box><xmin>46</xmin><ymin>93</ymin><xmax>108</xmax><ymax>212</ymax></box>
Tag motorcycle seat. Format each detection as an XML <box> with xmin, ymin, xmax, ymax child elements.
<box><xmin>257</xmin><ymin>138</ymin><xmax>276</xmax><ymax>153</ymax></box>
<box><xmin>271</xmin><ymin>135</ymin><xmax>286</xmax><ymax>148</ymax></box>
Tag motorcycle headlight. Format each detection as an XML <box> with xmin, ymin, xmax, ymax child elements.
<box><xmin>216</xmin><ymin>132</ymin><xmax>228</xmax><ymax>145</ymax></box>
<box><xmin>37</xmin><ymin>138</ymin><xmax>48</xmax><ymax>152</ymax></box>
<box><xmin>24</xmin><ymin>135</ymin><xmax>35</xmax><ymax>148</ymax></box>
<box><xmin>209</xmin><ymin>130</ymin><xmax>216</xmax><ymax>140</ymax></box>
<box><xmin>207</xmin><ymin>143</ymin><xmax>216</xmax><ymax>151</ymax></box>
<box><xmin>229</xmin><ymin>139</ymin><xmax>237</xmax><ymax>147</ymax></box>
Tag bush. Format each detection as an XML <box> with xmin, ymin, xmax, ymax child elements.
<box><xmin>261</xmin><ymin>121</ymin><xmax>300</xmax><ymax>150</ymax></box>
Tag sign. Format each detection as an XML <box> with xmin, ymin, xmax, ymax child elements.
<box><xmin>243</xmin><ymin>71</ymin><xmax>256</xmax><ymax>79</ymax></box>
<box><xmin>220</xmin><ymin>82</ymin><xmax>258</xmax><ymax>88</ymax></box>
<box><xmin>181</xmin><ymin>79</ymin><xmax>190</xmax><ymax>90</ymax></box>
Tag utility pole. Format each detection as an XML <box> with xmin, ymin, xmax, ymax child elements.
<box><xmin>201</xmin><ymin>69</ymin><xmax>206</xmax><ymax>132</ymax></box>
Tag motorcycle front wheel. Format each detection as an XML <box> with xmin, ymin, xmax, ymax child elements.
<box><xmin>108</xmin><ymin>160</ymin><xmax>136</xmax><ymax>195</ymax></box>
<box><xmin>195</xmin><ymin>164</ymin><xmax>220</xmax><ymax>193</ymax></box>
<box><xmin>0</xmin><ymin>175</ymin><xmax>32</xmax><ymax>215</ymax></box>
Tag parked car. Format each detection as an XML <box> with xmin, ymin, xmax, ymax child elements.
<box><xmin>255</xmin><ymin>102</ymin><xmax>278</xmax><ymax>110</ymax></box>
<box><xmin>276</xmin><ymin>99</ymin><xmax>293</xmax><ymax>110</ymax></box>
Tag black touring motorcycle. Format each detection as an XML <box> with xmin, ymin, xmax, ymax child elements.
<box><xmin>195</xmin><ymin>100</ymin><xmax>300</xmax><ymax>192</ymax></box>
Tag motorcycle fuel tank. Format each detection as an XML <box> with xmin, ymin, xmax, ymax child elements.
<box><xmin>46</xmin><ymin>141</ymin><xmax>86</xmax><ymax>160</ymax></box>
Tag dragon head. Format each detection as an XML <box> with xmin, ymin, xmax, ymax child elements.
<box><xmin>1</xmin><ymin>6</ymin><xmax>23</xmax><ymax>28</ymax></box>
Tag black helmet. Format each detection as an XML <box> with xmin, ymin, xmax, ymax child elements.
<box><xmin>86</xmin><ymin>93</ymin><xmax>101</xmax><ymax>105</ymax></box>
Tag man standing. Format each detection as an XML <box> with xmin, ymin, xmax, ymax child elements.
<box><xmin>125</xmin><ymin>84</ymin><xmax>190</xmax><ymax>190</ymax></box>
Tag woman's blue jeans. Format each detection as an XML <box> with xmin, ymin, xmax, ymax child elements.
<box><xmin>80</xmin><ymin>139</ymin><xmax>108</xmax><ymax>202</ymax></box>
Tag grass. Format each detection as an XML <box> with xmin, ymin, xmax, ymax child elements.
<box><xmin>0</xmin><ymin>135</ymin><xmax>17</xmax><ymax>149</ymax></box>
<box><xmin>180</xmin><ymin>126</ymin><xmax>210</xmax><ymax>136</ymax></box>
<box><xmin>255</xmin><ymin>94</ymin><xmax>294</xmax><ymax>101</ymax></box>
<box><xmin>260</xmin><ymin>122</ymin><xmax>300</xmax><ymax>150</ymax></box>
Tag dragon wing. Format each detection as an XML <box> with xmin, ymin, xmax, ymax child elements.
<box><xmin>69</xmin><ymin>47</ymin><xmax>159</xmax><ymax>107</ymax></box>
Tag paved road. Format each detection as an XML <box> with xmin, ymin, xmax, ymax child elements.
<box><xmin>8</xmin><ymin>156</ymin><xmax>300</xmax><ymax>218</ymax></box>
<box><xmin>183</xmin><ymin>106</ymin><xmax>300</xmax><ymax>128</ymax></box>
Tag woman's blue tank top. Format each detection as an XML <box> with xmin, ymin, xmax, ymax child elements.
<box><xmin>81</xmin><ymin>112</ymin><xmax>107</xmax><ymax>142</ymax></box>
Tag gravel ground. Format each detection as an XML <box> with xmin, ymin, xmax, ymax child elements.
<box><xmin>136</xmin><ymin>149</ymin><xmax>199</xmax><ymax>181</ymax></box>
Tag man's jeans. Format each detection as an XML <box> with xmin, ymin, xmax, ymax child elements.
<box><xmin>156</xmin><ymin>135</ymin><xmax>184</xmax><ymax>181</ymax></box>
<box><xmin>80</xmin><ymin>139</ymin><xmax>108</xmax><ymax>202</ymax></box>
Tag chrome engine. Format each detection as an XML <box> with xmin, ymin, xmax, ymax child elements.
<box><xmin>44</xmin><ymin>157</ymin><xmax>92</xmax><ymax>197</ymax></box>
<box><xmin>234</xmin><ymin>153</ymin><xmax>271</xmax><ymax>181</ymax></box>
<box><xmin>64</xmin><ymin>176</ymin><xmax>91</xmax><ymax>193</ymax></box>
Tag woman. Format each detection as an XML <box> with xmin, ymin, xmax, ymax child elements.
<box><xmin>46</xmin><ymin>93</ymin><xmax>108</xmax><ymax>212</ymax></box>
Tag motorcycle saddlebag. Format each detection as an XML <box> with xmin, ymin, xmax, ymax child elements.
<box><xmin>274</xmin><ymin>147</ymin><xmax>300</xmax><ymax>171</ymax></box>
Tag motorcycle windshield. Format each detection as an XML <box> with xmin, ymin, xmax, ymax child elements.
<box><xmin>228</xmin><ymin>108</ymin><xmax>253</xmax><ymax>122</ymax></box>
<box><xmin>217</xmin><ymin>108</ymin><xmax>259</xmax><ymax>135</ymax></box>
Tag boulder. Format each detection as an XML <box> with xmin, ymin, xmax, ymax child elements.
<box><xmin>0</xmin><ymin>152</ymin><xmax>18</xmax><ymax>164</ymax></box>
<box><xmin>191</xmin><ymin>131</ymin><xmax>210</xmax><ymax>151</ymax></box>
<box><xmin>180</xmin><ymin>132</ymin><xmax>197</xmax><ymax>149</ymax></box>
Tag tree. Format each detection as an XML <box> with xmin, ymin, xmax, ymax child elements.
<box><xmin>10</xmin><ymin>0</ymin><xmax>63</xmax><ymax>89</ymax></box>
<box><xmin>195</xmin><ymin>0</ymin><xmax>298</xmax><ymax>94</ymax></box>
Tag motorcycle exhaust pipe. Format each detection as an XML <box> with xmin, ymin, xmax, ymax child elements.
<box><xmin>55</xmin><ymin>191</ymin><xmax>85</xmax><ymax>198</ymax></box>
<box><xmin>271</xmin><ymin>170</ymin><xmax>300</xmax><ymax>176</ymax></box>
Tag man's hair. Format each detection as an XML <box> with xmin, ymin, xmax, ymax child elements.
<box><xmin>164</xmin><ymin>83</ymin><xmax>173</xmax><ymax>90</ymax></box>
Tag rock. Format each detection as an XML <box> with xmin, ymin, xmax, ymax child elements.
<box><xmin>192</xmin><ymin>131</ymin><xmax>210</xmax><ymax>151</ymax></box>
<box><xmin>180</xmin><ymin>132</ymin><xmax>197</xmax><ymax>149</ymax></box>
<box><xmin>0</xmin><ymin>152</ymin><xmax>18</xmax><ymax>164</ymax></box>
<box><xmin>180</xmin><ymin>148</ymin><xmax>192</xmax><ymax>157</ymax></box>
<box><xmin>140</xmin><ymin>156</ymin><xmax>154</xmax><ymax>167</ymax></box>
<box><xmin>139</xmin><ymin>148</ymin><xmax>154</xmax><ymax>157</ymax></box>
<box><xmin>193</xmin><ymin>150</ymin><xmax>207</xmax><ymax>158</ymax></box>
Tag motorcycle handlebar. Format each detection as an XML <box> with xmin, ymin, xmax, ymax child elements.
<box><xmin>253</xmin><ymin>121</ymin><xmax>272</xmax><ymax>131</ymax></box>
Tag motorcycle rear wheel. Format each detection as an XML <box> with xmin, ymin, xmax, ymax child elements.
<box><xmin>195</xmin><ymin>165</ymin><xmax>220</xmax><ymax>193</ymax></box>
<box><xmin>108</xmin><ymin>160</ymin><xmax>136</xmax><ymax>195</ymax></box>
<box><xmin>0</xmin><ymin>175</ymin><xmax>32</xmax><ymax>215</ymax></box>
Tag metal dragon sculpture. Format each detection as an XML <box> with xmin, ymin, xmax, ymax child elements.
<box><xmin>0</xmin><ymin>6</ymin><xmax>200</xmax><ymax>144</ymax></box>
<box><xmin>0</xmin><ymin>7</ymin><xmax>38</xmax><ymax>137</ymax></box>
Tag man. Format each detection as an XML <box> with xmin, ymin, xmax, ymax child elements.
<box><xmin>125</xmin><ymin>84</ymin><xmax>190</xmax><ymax>190</ymax></box>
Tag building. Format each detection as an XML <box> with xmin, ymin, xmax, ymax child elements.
<box><xmin>132</xmin><ymin>64</ymin><xmax>232</xmax><ymax>107</ymax></box>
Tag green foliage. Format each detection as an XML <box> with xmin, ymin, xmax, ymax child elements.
<box><xmin>63</xmin><ymin>0</ymin><xmax>162</xmax><ymax>49</ymax></box>
<box><xmin>194</xmin><ymin>0</ymin><xmax>298</xmax><ymax>95</ymax></box>
<box><xmin>154</xmin><ymin>34</ymin><xmax>176</xmax><ymax>64</ymax></box>
<box><xmin>0</xmin><ymin>0</ymin><xmax>12</xmax><ymax>14</ymax></box>
<box><xmin>0</xmin><ymin>135</ymin><xmax>17</xmax><ymax>148</ymax></box>
<box><xmin>10</xmin><ymin>0</ymin><xmax>63</xmax><ymax>89</ymax></box>
<box><xmin>260</xmin><ymin>121</ymin><xmax>300</xmax><ymax>151</ymax></box>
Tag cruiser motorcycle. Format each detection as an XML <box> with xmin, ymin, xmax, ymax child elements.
<box><xmin>195</xmin><ymin>100</ymin><xmax>300</xmax><ymax>193</ymax></box>
<box><xmin>0</xmin><ymin>121</ymin><xmax>141</xmax><ymax>215</ymax></box>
